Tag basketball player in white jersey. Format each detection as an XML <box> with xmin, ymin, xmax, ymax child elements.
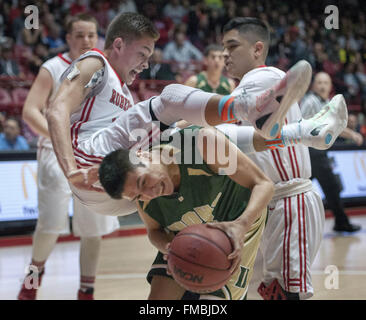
<box><xmin>45</xmin><ymin>11</ymin><xmax>315</xmax><ymax>221</ymax></box>
<box><xmin>19</xmin><ymin>14</ymin><xmax>119</xmax><ymax>300</ymax></box>
<box><xmin>216</xmin><ymin>17</ymin><xmax>349</xmax><ymax>299</ymax></box>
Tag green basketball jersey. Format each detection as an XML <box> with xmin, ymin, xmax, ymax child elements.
<box><xmin>140</xmin><ymin>127</ymin><xmax>251</xmax><ymax>232</ymax></box>
<box><xmin>196</xmin><ymin>72</ymin><xmax>232</xmax><ymax>95</ymax></box>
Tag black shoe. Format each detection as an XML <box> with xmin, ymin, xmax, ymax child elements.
<box><xmin>333</xmin><ymin>223</ymin><xmax>361</xmax><ymax>233</ymax></box>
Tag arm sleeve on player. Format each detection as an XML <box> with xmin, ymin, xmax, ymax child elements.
<box><xmin>216</xmin><ymin>124</ymin><xmax>256</xmax><ymax>155</ymax></box>
<box><xmin>151</xmin><ymin>84</ymin><xmax>216</xmax><ymax>127</ymax></box>
<box><xmin>59</xmin><ymin>54</ymin><xmax>108</xmax><ymax>98</ymax></box>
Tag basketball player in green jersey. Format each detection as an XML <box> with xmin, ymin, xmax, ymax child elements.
<box><xmin>185</xmin><ymin>44</ymin><xmax>236</xmax><ymax>95</ymax></box>
<box><xmin>98</xmin><ymin>126</ymin><xmax>274</xmax><ymax>300</ymax></box>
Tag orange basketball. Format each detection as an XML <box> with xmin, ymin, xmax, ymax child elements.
<box><xmin>167</xmin><ymin>224</ymin><xmax>233</xmax><ymax>293</ymax></box>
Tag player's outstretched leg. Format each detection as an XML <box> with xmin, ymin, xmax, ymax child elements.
<box><xmin>233</xmin><ymin>60</ymin><xmax>312</xmax><ymax>139</ymax></box>
<box><xmin>280</xmin><ymin>94</ymin><xmax>348</xmax><ymax>150</ymax></box>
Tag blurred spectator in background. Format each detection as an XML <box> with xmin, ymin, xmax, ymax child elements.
<box><xmin>163</xmin><ymin>27</ymin><xmax>203</xmax><ymax>64</ymax></box>
<box><xmin>0</xmin><ymin>117</ymin><xmax>29</xmax><ymax>150</ymax></box>
<box><xmin>88</xmin><ymin>0</ymin><xmax>109</xmax><ymax>36</ymax></box>
<box><xmin>27</xmin><ymin>42</ymin><xmax>51</xmax><ymax>76</ymax></box>
<box><xmin>301</xmin><ymin>71</ymin><xmax>362</xmax><ymax>232</ymax></box>
<box><xmin>184</xmin><ymin>44</ymin><xmax>235</xmax><ymax>94</ymax></box>
<box><xmin>43</xmin><ymin>23</ymin><xmax>67</xmax><ymax>56</ymax></box>
<box><xmin>336</xmin><ymin>113</ymin><xmax>364</xmax><ymax>146</ymax></box>
<box><xmin>108</xmin><ymin>0</ymin><xmax>137</xmax><ymax>23</ymax></box>
<box><xmin>163</xmin><ymin>0</ymin><xmax>188</xmax><ymax>25</ymax></box>
<box><xmin>139</xmin><ymin>48</ymin><xmax>177</xmax><ymax>81</ymax></box>
<box><xmin>21</xmin><ymin>20</ymin><xmax>44</xmax><ymax>48</ymax></box>
<box><xmin>344</xmin><ymin>62</ymin><xmax>360</xmax><ymax>102</ymax></box>
<box><xmin>143</xmin><ymin>2</ymin><xmax>174</xmax><ymax>49</ymax></box>
<box><xmin>355</xmin><ymin>62</ymin><xmax>366</xmax><ymax>106</ymax></box>
<box><xmin>0</xmin><ymin>44</ymin><xmax>24</xmax><ymax>77</ymax></box>
<box><xmin>70</xmin><ymin>0</ymin><xmax>87</xmax><ymax>16</ymax></box>
<box><xmin>0</xmin><ymin>112</ymin><xmax>6</xmax><ymax>133</ymax></box>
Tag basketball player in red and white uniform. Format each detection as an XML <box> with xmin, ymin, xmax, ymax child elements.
<box><xmin>216</xmin><ymin>18</ymin><xmax>348</xmax><ymax>299</ymax></box>
<box><xmin>46</xmin><ymin>12</ymin><xmax>315</xmax><ymax>219</ymax></box>
<box><xmin>19</xmin><ymin>14</ymin><xmax>119</xmax><ymax>300</ymax></box>
<box><xmin>46</xmin><ymin>12</ymin><xmax>346</xmax><ymax>300</ymax></box>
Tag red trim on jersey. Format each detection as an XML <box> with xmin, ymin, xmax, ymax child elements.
<box><xmin>288</xmin><ymin>147</ymin><xmax>297</xmax><ymax>179</ymax></box>
<box><xmin>271</xmin><ymin>150</ymin><xmax>285</xmax><ymax>181</ymax></box>
<box><xmin>70</xmin><ymin>96</ymin><xmax>104</xmax><ymax>165</ymax></box>
<box><xmin>57</xmin><ymin>53</ymin><xmax>72</xmax><ymax>65</ymax></box>
<box><xmin>91</xmin><ymin>48</ymin><xmax>125</xmax><ymax>88</ymax></box>
<box><xmin>73</xmin><ymin>149</ymin><xmax>102</xmax><ymax>164</ymax></box>
<box><xmin>283</xmin><ymin>197</ymin><xmax>288</xmax><ymax>291</ymax></box>
<box><xmin>71</xmin><ymin>98</ymin><xmax>91</xmax><ymax>147</ymax></box>
<box><xmin>301</xmin><ymin>192</ymin><xmax>307</xmax><ymax>292</ymax></box>
<box><xmin>287</xmin><ymin>197</ymin><xmax>292</xmax><ymax>292</ymax></box>
<box><xmin>297</xmin><ymin>194</ymin><xmax>304</xmax><ymax>291</ymax></box>
<box><xmin>292</xmin><ymin>146</ymin><xmax>301</xmax><ymax>178</ymax></box>
<box><xmin>275</xmin><ymin>149</ymin><xmax>289</xmax><ymax>180</ymax></box>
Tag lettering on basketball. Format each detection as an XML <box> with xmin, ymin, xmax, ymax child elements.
<box><xmin>324</xmin><ymin>265</ymin><xmax>339</xmax><ymax>290</ymax></box>
<box><xmin>173</xmin><ymin>265</ymin><xmax>203</xmax><ymax>283</ymax></box>
<box><xmin>324</xmin><ymin>5</ymin><xmax>339</xmax><ymax>30</ymax></box>
<box><xmin>24</xmin><ymin>265</ymin><xmax>40</xmax><ymax>289</ymax></box>
<box><xmin>24</xmin><ymin>5</ymin><xmax>39</xmax><ymax>29</ymax></box>
<box><xmin>109</xmin><ymin>89</ymin><xmax>132</xmax><ymax>111</ymax></box>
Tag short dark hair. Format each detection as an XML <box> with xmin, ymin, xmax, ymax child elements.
<box><xmin>204</xmin><ymin>44</ymin><xmax>223</xmax><ymax>57</ymax></box>
<box><xmin>223</xmin><ymin>17</ymin><xmax>270</xmax><ymax>54</ymax></box>
<box><xmin>66</xmin><ymin>13</ymin><xmax>98</xmax><ymax>34</ymax></box>
<box><xmin>99</xmin><ymin>149</ymin><xmax>136</xmax><ymax>199</ymax></box>
<box><xmin>6</xmin><ymin>116</ymin><xmax>21</xmax><ymax>129</ymax></box>
<box><xmin>104</xmin><ymin>12</ymin><xmax>159</xmax><ymax>49</ymax></box>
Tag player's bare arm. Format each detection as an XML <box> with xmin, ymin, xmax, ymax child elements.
<box><xmin>22</xmin><ymin>68</ymin><xmax>53</xmax><ymax>138</ymax></box>
<box><xmin>184</xmin><ymin>75</ymin><xmax>198</xmax><ymax>88</ymax></box>
<box><xmin>46</xmin><ymin>56</ymin><xmax>104</xmax><ymax>188</ymax></box>
<box><xmin>228</xmin><ymin>78</ymin><xmax>236</xmax><ymax>93</ymax></box>
<box><xmin>136</xmin><ymin>201</ymin><xmax>174</xmax><ymax>254</ymax></box>
<box><xmin>339</xmin><ymin>127</ymin><xmax>364</xmax><ymax>146</ymax></box>
<box><xmin>197</xmin><ymin>127</ymin><xmax>274</xmax><ymax>272</ymax></box>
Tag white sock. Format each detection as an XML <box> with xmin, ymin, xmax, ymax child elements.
<box><xmin>152</xmin><ymin>84</ymin><xmax>215</xmax><ymax>126</ymax></box>
<box><xmin>280</xmin><ymin>121</ymin><xmax>302</xmax><ymax>146</ymax></box>
<box><xmin>79</xmin><ymin>236</ymin><xmax>102</xmax><ymax>291</ymax></box>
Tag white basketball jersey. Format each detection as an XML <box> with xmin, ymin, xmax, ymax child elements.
<box><xmin>38</xmin><ymin>52</ymin><xmax>72</xmax><ymax>149</ymax></box>
<box><xmin>233</xmin><ymin>66</ymin><xmax>312</xmax><ymax>182</ymax></box>
<box><xmin>65</xmin><ymin>49</ymin><xmax>134</xmax><ymax>168</ymax></box>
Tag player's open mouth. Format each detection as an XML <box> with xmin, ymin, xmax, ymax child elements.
<box><xmin>130</xmin><ymin>70</ymin><xmax>138</xmax><ymax>77</ymax></box>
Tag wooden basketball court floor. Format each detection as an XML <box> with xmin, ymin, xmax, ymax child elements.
<box><xmin>1</xmin><ymin>214</ymin><xmax>366</xmax><ymax>300</ymax></box>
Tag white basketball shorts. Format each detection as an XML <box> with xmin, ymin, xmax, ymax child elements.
<box><xmin>36</xmin><ymin>147</ymin><xmax>120</xmax><ymax>237</ymax></box>
<box><xmin>258</xmin><ymin>189</ymin><xmax>324</xmax><ymax>299</ymax></box>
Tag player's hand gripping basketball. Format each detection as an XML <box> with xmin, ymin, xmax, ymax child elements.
<box><xmin>206</xmin><ymin>221</ymin><xmax>248</xmax><ymax>275</ymax></box>
<box><xmin>67</xmin><ymin>166</ymin><xmax>104</xmax><ymax>193</ymax></box>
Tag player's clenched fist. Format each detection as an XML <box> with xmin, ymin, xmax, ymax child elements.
<box><xmin>67</xmin><ymin>166</ymin><xmax>104</xmax><ymax>192</ymax></box>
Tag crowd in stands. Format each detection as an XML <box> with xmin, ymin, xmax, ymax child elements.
<box><xmin>0</xmin><ymin>0</ymin><xmax>366</xmax><ymax>149</ymax></box>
